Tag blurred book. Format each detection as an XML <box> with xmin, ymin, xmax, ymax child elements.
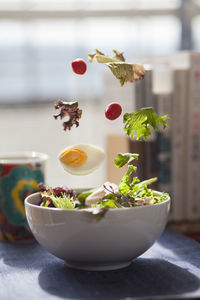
<box><xmin>147</xmin><ymin>51</ymin><xmax>200</xmax><ymax>222</ymax></box>
<box><xmin>171</xmin><ymin>69</ymin><xmax>188</xmax><ymax>221</ymax></box>
<box><xmin>185</xmin><ymin>53</ymin><xmax>200</xmax><ymax>221</ymax></box>
<box><xmin>135</xmin><ymin>68</ymin><xmax>157</xmax><ymax>188</ymax></box>
<box><xmin>154</xmin><ymin>93</ymin><xmax>173</xmax><ymax>218</ymax></box>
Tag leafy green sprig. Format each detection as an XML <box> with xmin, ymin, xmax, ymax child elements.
<box><xmin>115</xmin><ymin>153</ymin><xmax>156</xmax><ymax>196</ymax></box>
<box><xmin>90</xmin><ymin>153</ymin><xmax>168</xmax><ymax>210</ymax></box>
<box><xmin>123</xmin><ymin>107</ymin><xmax>169</xmax><ymax>141</ymax></box>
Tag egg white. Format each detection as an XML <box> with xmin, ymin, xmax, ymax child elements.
<box><xmin>58</xmin><ymin>144</ymin><xmax>105</xmax><ymax>175</ymax></box>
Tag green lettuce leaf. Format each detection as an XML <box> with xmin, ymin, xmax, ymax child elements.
<box><xmin>76</xmin><ymin>191</ymin><xmax>92</xmax><ymax>208</ymax></box>
<box><xmin>114</xmin><ymin>151</ymin><xmax>158</xmax><ymax>197</ymax></box>
<box><xmin>118</xmin><ymin>165</ymin><xmax>140</xmax><ymax>194</ymax></box>
<box><xmin>93</xmin><ymin>199</ymin><xmax>120</xmax><ymax>209</ymax></box>
<box><xmin>123</xmin><ymin>107</ymin><xmax>169</xmax><ymax>141</ymax></box>
<box><xmin>153</xmin><ymin>192</ymin><xmax>169</xmax><ymax>203</ymax></box>
<box><xmin>114</xmin><ymin>153</ymin><xmax>139</xmax><ymax>168</ymax></box>
<box><xmin>77</xmin><ymin>192</ymin><xmax>92</xmax><ymax>201</ymax></box>
<box><xmin>129</xmin><ymin>177</ymin><xmax>158</xmax><ymax>197</ymax></box>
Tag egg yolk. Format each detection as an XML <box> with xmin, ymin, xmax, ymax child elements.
<box><xmin>60</xmin><ymin>148</ymin><xmax>88</xmax><ymax>168</ymax></box>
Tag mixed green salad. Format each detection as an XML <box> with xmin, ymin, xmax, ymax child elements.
<box><xmin>39</xmin><ymin>152</ymin><xmax>169</xmax><ymax>214</ymax></box>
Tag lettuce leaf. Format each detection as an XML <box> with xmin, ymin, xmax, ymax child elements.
<box><xmin>77</xmin><ymin>192</ymin><xmax>92</xmax><ymax>201</ymax></box>
<box><xmin>54</xmin><ymin>100</ymin><xmax>82</xmax><ymax>131</ymax></box>
<box><xmin>88</xmin><ymin>48</ymin><xmax>125</xmax><ymax>63</ymax></box>
<box><xmin>113</xmin><ymin>151</ymin><xmax>158</xmax><ymax>197</ymax></box>
<box><xmin>114</xmin><ymin>153</ymin><xmax>139</xmax><ymax>168</ymax></box>
<box><xmin>128</xmin><ymin>177</ymin><xmax>158</xmax><ymax>197</ymax></box>
<box><xmin>93</xmin><ymin>198</ymin><xmax>120</xmax><ymax>209</ymax></box>
<box><xmin>118</xmin><ymin>165</ymin><xmax>140</xmax><ymax>194</ymax></box>
<box><xmin>123</xmin><ymin>107</ymin><xmax>169</xmax><ymax>141</ymax></box>
<box><xmin>107</xmin><ymin>62</ymin><xmax>146</xmax><ymax>86</ymax></box>
<box><xmin>87</xmin><ymin>49</ymin><xmax>146</xmax><ymax>86</ymax></box>
<box><xmin>48</xmin><ymin>194</ymin><xmax>75</xmax><ymax>209</ymax></box>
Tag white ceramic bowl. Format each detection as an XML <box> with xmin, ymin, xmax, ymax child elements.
<box><xmin>25</xmin><ymin>191</ymin><xmax>170</xmax><ymax>271</ymax></box>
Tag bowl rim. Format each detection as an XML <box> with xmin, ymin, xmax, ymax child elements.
<box><xmin>25</xmin><ymin>191</ymin><xmax>170</xmax><ymax>212</ymax></box>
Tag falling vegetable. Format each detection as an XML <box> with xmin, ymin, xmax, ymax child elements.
<box><xmin>105</xmin><ymin>103</ymin><xmax>122</xmax><ymax>120</ymax></box>
<box><xmin>123</xmin><ymin>107</ymin><xmax>169</xmax><ymax>141</ymax></box>
<box><xmin>71</xmin><ymin>58</ymin><xmax>87</xmax><ymax>75</ymax></box>
<box><xmin>54</xmin><ymin>100</ymin><xmax>82</xmax><ymax>131</ymax></box>
<box><xmin>87</xmin><ymin>49</ymin><xmax>146</xmax><ymax>86</ymax></box>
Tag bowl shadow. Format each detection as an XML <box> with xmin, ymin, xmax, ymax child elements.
<box><xmin>38</xmin><ymin>258</ymin><xmax>200</xmax><ymax>299</ymax></box>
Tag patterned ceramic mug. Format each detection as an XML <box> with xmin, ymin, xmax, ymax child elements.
<box><xmin>0</xmin><ymin>152</ymin><xmax>48</xmax><ymax>242</ymax></box>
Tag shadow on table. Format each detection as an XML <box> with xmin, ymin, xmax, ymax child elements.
<box><xmin>38</xmin><ymin>258</ymin><xmax>200</xmax><ymax>299</ymax></box>
<box><xmin>0</xmin><ymin>241</ymin><xmax>55</xmax><ymax>270</ymax></box>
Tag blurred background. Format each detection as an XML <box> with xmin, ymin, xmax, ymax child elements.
<box><xmin>0</xmin><ymin>0</ymin><xmax>200</xmax><ymax>189</ymax></box>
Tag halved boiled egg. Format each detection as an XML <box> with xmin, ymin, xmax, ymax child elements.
<box><xmin>58</xmin><ymin>144</ymin><xmax>105</xmax><ymax>175</ymax></box>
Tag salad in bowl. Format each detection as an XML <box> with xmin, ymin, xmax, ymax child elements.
<box><xmin>38</xmin><ymin>151</ymin><xmax>169</xmax><ymax>215</ymax></box>
<box><xmin>25</xmin><ymin>146</ymin><xmax>170</xmax><ymax>271</ymax></box>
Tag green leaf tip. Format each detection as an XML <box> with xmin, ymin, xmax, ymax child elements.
<box><xmin>114</xmin><ymin>153</ymin><xmax>139</xmax><ymax>168</ymax></box>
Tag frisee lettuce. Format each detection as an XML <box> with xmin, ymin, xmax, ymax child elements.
<box><xmin>114</xmin><ymin>152</ymin><xmax>161</xmax><ymax>199</ymax></box>
<box><xmin>41</xmin><ymin>192</ymin><xmax>75</xmax><ymax>209</ymax></box>
<box><xmin>118</xmin><ymin>165</ymin><xmax>140</xmax><ymax>195</ymax></box>
<box><xmin>123</xmin><ymin>107</ymin><xmax>169</xmax><ymax>141</ymax></box>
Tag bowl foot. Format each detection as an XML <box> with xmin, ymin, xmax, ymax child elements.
<box><xmin>65</xmin><ymin>260</ymin><xmax>132</xmax><ymax>271</ymax></box>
